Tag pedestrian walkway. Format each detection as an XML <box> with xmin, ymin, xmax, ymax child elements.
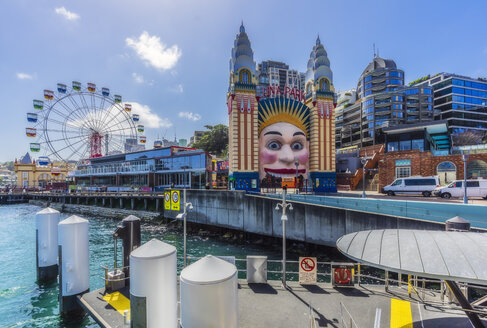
<box><xmin>81</xmin><ymin>280</ymin><xmax>485</xmax><ymax>327</ymax></box>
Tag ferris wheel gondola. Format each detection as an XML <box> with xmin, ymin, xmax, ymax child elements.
<box><xmin>26</xmin><ymin>81</ymin><xmax>140</xmax><ymax>164</ymax></box>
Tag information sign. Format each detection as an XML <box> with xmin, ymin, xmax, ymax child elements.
<box><xmin>171</xmin><ymin>190</ymin><xmax>180</xmax><ymax>211</ymax></box>
<box><xmin>164</xmin><ymin>191</ymin><xmax>171</xmax><ymax>210</ymax></box>
<box><xmin>299</xmin><ymin>257</ymin><xmax>317</xmax><ymax>284</ymax></box>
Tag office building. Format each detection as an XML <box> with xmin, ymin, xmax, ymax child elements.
<box><xmin>411</xmin><ymin>73</ymin><xmax>487</xmax><ymax>142</ymax></box>
<box><xmin>336</xmin><ymin>56</ymin><xmax>434</xmax><ymax>149</ymax></box>
<box><xmin>257</xmin><ymin>60</ymin><xmax>305</xmax><ymax>94</ymax></box>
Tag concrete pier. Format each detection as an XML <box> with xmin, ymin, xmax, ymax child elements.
<box><xmin>80</xmin><ymin>280</ymin><xmax>484</xmax><ymax>328</ymax></box>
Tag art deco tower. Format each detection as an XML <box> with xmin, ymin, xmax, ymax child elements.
<box><xmin>227</xmin><ymin>23</ymin><xmax>259</xmax><ymax>190</ymax></box>
<box><xmin>304</xmin><ymin>36</ymin><xmax>337</xmax><ymax>192</ymax></box>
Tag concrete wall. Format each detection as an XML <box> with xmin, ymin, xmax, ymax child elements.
<box><xmin>164</xmin><ymin>190</ymin><xmax>444</xmax><ymax>247</ymax></box>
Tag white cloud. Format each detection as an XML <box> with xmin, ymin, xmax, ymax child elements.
<box><xmin>16</xmin><ymin>73</ymin><xmax>33</xmax><ymax>80</ymax></box>
<box><xmin>126</xmin><ymin>31</ymin><xmax>182</xmax><ymax>71</ymax></box>
<box><xmin>55</xmin><ymin>7</ymin><xmax>80</xmax><ymax>21</ymax></box>
<box><xmin>132</xmin><ymin>72</ymin><xmax>144</xmax><ymax>84</ymax></box>
<box><xmin>178</xmin><ymin>111</ymin><xmax>201</xmax><ymax>121</ymax></box>
<box><xmin>129</xmin><ymin>102</ymin><xmax>172</xmax><ymax>128</ymax></box>
<box><xmin>168</xmin><ymin>84</ymin><xmax>184</xmax><ymax>93</ymax></box>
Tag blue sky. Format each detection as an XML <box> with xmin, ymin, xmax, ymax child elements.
<box><xmin>1</xmin><ymin>0</ymin><xmax>486</xmax><ymax>162</ymax></box>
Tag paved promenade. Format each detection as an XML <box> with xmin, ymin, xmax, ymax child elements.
<box><xmin>81</xmin><ymin>280</ymin><xmax>484</xmax><ymax>328</ymax></box>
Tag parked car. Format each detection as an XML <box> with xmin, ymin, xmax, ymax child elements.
<box><xmin>433</xmin><ymin>179</ymin><xmax>487</xmax><ymax>199</ymax></box>
<box><xmin>383</xmin><ymin>176</ymin><xmax>440</xmax><ymax>197</ymax></box>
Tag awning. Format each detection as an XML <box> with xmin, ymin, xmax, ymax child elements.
<box><xmin>336</xmin><ymin>229</ymin><xmax>487</xmax><ymax>285</ymax></box>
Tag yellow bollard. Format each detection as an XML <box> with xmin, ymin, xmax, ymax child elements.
<box><xmin>407</xmin><ymin>275</ymin><xmax>412</xmax><ymax>297</ymax></box>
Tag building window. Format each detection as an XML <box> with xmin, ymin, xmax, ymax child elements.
<box><xmin>396</xmin><ymin>166</ymin><xmax>411</xmax><ymax>178</ymax></box>
<box><xmin>411</xmin><ymin>139</ymin><xmax>424</xmax><ymax>151</ymax></box>
<box><xmin>387</xmin><ymin>142</ymin><xmax>399</xmax><ymax>152</ymax></box>
<box><xmin>239</xmin><ymin>70</ymin><xmax>250</xmax><ymax>83</ymax></box>
<box><xmin>399</xmin><ymin>140</ymin><xmax>411</xmax><ymax>151</ymax></box>
<box><xmin>320</xmin><ymin>79</ymin><xmax>330</xmax><ymax>92</ymax></box>
<box><xmin>395</xmin><ymin>159</ymin><xmax>411</xmax><ymax>166</ymax></box>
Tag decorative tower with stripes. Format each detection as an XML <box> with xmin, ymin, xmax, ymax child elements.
<box><xmin>304</xmin><ymin>36</ymin><xmax>337</xmax><ymax>192</ymax></box>
<box><xmin>227</xmin><ymin>23</ymin><xmax>260</xmax><ymax>191</ymax></box>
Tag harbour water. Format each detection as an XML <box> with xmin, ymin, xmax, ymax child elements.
<box><xmin>0</xmin><ymin>204</ymin><xmax>344</xmax><ymax>327</ymax></box>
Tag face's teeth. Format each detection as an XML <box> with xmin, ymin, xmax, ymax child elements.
<box><xmin>267</xmin><ymin>172</ymin><xmax>295</xmax><ymax>178</ymax></box>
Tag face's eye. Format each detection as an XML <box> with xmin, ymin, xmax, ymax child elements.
<box><xmin>291</xmin><ymin>142</ymin><xmax>303</xmax><ymax>150</ymax></box>
<box><xmin>267</xmin><ymin>141</ymin><xmax>281</xmax><ymax>150</ymax></box>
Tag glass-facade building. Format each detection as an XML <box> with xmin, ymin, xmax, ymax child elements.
<box><xmin>70</xmin><ymin>147</ymin><xmax>211</xmax><ymax>191</ymax></box>
<box><xmin>336</xmin><ymin>57</ymin><xmax>434</xmax><ymax>149</ymax></box>
<box><xmin>411</xmin><ymin>73</ymin><xmax>487</xmax><ymax>135</ymax></box>
<box><xmin>257</xmin><ymin>60</ymin><xmax>305</xmax><ymax>93</ymax></box>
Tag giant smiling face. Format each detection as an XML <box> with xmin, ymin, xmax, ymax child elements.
<box><xmin>259</xmin><ymin>122</ymin><xmax>309</xmax><ymax>180</ymax></box>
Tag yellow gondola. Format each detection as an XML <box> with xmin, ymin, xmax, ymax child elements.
<box><xmin>26</xmin><ymin>128</ymin><xmax>36</xmax><ymax>137</ymax></box>
<box><xmin>87</xmin><ymin>83</ymin><xmax>96</xmax><ymax>92</ymax></box>
<box><xmin>125</xmin><ymin>104</ymin><xmax>132</xmax><ymax>112</ymax></box>
<box><xmin>44</xmin><ymin>90</ymin><xmax>54</xmax><ymax>100</ymax></box>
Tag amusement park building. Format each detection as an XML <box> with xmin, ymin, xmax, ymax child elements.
<box><xmin>70</xmin><ymin>146</ymin><xmax>213</xmax><ymax>191</ymax></box>
<box><xmin>227</xmin><ymin>23</ymin><xmax>336</xmax><ymax>192</ymax></box>
<box><xmin>14</xmin><ymin>153</ymin><xmax>74</xmax><ymax>189</ymax></box>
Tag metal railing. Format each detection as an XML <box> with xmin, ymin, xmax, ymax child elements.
<box><xmin>339</xmin><ymin>302</ymin><xmax>360</xmax><ymax>328</ymax></box>
<box><xmin>263</xmin><ymin>193</ymin><xmax>487</xmax><ymax>228</ymax></box>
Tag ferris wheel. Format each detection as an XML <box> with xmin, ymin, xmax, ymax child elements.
<box><xmin>26</xmin><ymin>81</ymin><xmax>146</xmax><ymax>165</ymax></box>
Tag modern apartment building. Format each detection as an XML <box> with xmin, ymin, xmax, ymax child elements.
<box><xmin>257</xmin><ymin>60</ymin><xmax>305</xmax><ymax>93</ymax></box>
<box><xmin>411</xmin><ymin>73</ymin><xmax>487</xmax><ymax>141</ymax></box>
<box><xmin>336</xmin><ymin>56</ymin><xmax>434</xmax><ymax>149</ymax></box>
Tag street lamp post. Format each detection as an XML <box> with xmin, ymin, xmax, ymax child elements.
<box><xmin>275</xmin><ymin>187</ymin><xmax>293</xmax><ymax>288</ymax></box>
<box><xmin>461</xmin><ymin>150</ymin><xmax>469</xmax><ymax>204</ymax></box>
<box><xmin>176</xmin><ymin>188</ymin><xmax>193</xmax><ymax>267</ymax></box>
<box><xmin>294</xmin><ymin>157</ymin><xmax>299</xmax><ymax>194</ymax></box>
<box><xmin>361</xmin><ymin>154</ymin><xmax>367</xmax><ymax>198</ymax></box>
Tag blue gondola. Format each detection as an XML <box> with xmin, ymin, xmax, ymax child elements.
<box><xmin>154</xmin><ymin>139</ymin><xmax>163</xmax><ymax>149</ymax></box>
<box><xmin>102</xmin><ymin>87</ymin><xmax>110</xmax><ymax>96</ymax></box>
<box><xmin>57</xmin><ymin>83</ymin><xmax>67</xmax><ymax>93</ymax></box>
<box><xmin>38</xmin><ymin>156</ymin><xmax>50</xmax><ymax>166</ymax></box>
<box><xmin>27</xmin><ymin>113</ymin><xmax>38</xmax><ymax>123</ymax></box>
<box><xmin>132</xmin><ymin>114</ymin><xmax>140</xmax><ymax>122</ymax></box>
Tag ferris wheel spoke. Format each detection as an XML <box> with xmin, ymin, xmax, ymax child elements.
<box><xmin>41</xmin><ymin>133</ymin><xmax>90</xmax><ymax>145</ymax></box>
<box><xmin>65</xmin><ymin>140</ymin><xmax>88</xmax><ymax>162</ymax></box>
<box><xmin>56</xmin><ymin>97</ymin><xmax>88</xmax><ymax>123</ymax></box>
<box><xmin>44</xmin><ymin>136</ymin><xmax>89</xmax><ymax>159</ymax></box>
<box><xmin>74</xmin><ymin>93</ymin><xmax>98</xmax><ymax>129</ymax></box>
<box><xmin>66</xmin><ymin>93</ymin><xmax>94</xmax><ymax>125</ymax></box>
<box><xmin>103</xmin><ymin>126</ymin><xmax>136</xmax><ymax>135</ymax></box>
<box><xmin>99</xmin><ymin>102</ymin><xmax>122</xmax><ymax>131</ymax></box>
<box><xmin>103</xmin><ymin>110</ymin><xmax>135</xmax><ymax>133</ymax></box>
<box><xmin>46</xmin><ymin>117</ymin><xmax>88</xmax><ymax>132</ymax></box>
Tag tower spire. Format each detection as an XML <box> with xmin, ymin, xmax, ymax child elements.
<box><xmin>316</xmin><ymin>34</ymin><xmax>321</xmax><ymax>45</ymax></box>
<box><xmin>240</xmin><ymin>21</ymin><xmax>245</xmax><ymax>33</ymax></box>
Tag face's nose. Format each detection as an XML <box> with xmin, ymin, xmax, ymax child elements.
<box><xmin>278</xmin><ymin>145</ymin><xmax>294</xmax><ymax>165</ymax></box>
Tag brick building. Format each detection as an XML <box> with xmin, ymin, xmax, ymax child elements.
<box><xmin>378</xmin><ymin>150</ymin><xmax>487</xmax><ymax>191</ymax></box>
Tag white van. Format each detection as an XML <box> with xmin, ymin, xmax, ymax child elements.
<box><xmin>383</xmin><ymin>176</ymin><xmax>440</xmax><ymax>197</ymax></box>
<box><xmin>434</xmin><ymin>179</ymin><xmax>487</xmax><ymax>199</ymax></box>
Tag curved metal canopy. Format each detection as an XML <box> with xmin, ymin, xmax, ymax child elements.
<box><xmin>336</xmin><ymin>229</ymin><xmax>487</xmax><ymax>285</ymax></box>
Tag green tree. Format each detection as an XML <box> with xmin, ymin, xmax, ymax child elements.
<box><xmin>192</xmin><ymin>124</ymin><xmax>228</xmax><ymax>157</ymax></box>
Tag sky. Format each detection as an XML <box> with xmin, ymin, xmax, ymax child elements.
<box><xmin>1</xmin><ymin>0</ymin><xmax>486</xmax><ymax>162</ymax></box>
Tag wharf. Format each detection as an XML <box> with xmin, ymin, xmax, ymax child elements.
<box><xmin>79</xmin><ymin>280</ymin><xmax>484</xmax><ymax>328</ymax></box>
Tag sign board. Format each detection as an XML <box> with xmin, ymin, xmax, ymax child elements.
<box><xmin>281</xmin><ymin>177</ymin><xmax>295</xmax><ymax>188</ymax></box>
<box><xmin>171</xmin><ymin>190</ymin><xmax>180</xmax><ymax>211</ymax></box>
<box><xmin>164</xmin><ymin>191</ymin><xmax>171</xmax><ymax>210</ymax></box>
<box><xmin>299</xmin><ymin>257</ymin><xmax>317</xmax><ymax>284</ymax></box>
